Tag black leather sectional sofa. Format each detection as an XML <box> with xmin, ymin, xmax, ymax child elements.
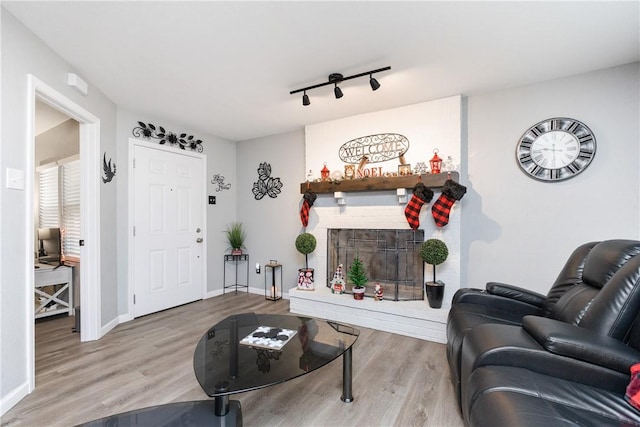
<box><xmin>446</xmin><ymin>240</ymin><xmax>640</xmax><ymax>426</ymax></box>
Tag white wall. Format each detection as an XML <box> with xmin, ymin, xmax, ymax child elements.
<box><xmin>236</xmin><ymin>130</ymin><xmax>305</xmax><ymax>292</ymax></box>
<box><xmin>462</xmin><ymin>62</ymin><xmax>640</xmax><ymax>294</ymax></box>
<box><xmin>1</xmin><ymin>9</ymin><xmax>118</xmax><ymax>411</ymax></box>
<box><xmin>115</xmin><ymin>109</ymin><xmax>238</xmax><ymax>315</ymax></box>
<box><xmin>235</xmin><ymin>63</ymin><xmax>640</xmax><ymax>300</ymax></box>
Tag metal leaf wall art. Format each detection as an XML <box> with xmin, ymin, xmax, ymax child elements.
<box><xmin>132</xmin><ymin>122</ymin><xmax>204</xmax><ymax>152</ymax></box>
<box><xmin>252</xmin><ymin>162</ymin><xmax>283</xmax><ymax>200</ymax></box>
<box><xmin>102</xmin><ymin>152</ymin><xmax>116</xmax><ymax>183</ymax></box>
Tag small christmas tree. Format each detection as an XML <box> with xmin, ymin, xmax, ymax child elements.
<box><xmin>348</xmin><ymin>254</ymin><xmax>368</xmax><ymax>289</ymax></box>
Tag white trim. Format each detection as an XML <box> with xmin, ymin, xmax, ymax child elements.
<box><xmin>205</xmin><ymin>287</ymin><xmax>290</xmax><ymax>300</ymax></box>
<box><xmin>127</xmin><ymin>138</ymin><xmax>207</xmax><ymax>319</ymax></box>
<box><xmin>100</xmin><ymin>316</ymin><xmax>119</xmax><ymax>337</ymax></box>
<box><xmin>26</xmin><ymin>75</ymin><xmax>102</xmax><ymax>397</ymax></box>
<box><xmin>0</xmin><ymin>382</ymin><xmax>29</xmax><ymax>417</ymax></box>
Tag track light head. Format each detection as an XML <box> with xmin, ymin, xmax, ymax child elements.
<box><xmin>334</xmin><ymin>84</ymin><xmax>343</xmax><ymax>99</ymax></box>
<box><xmin>302</xmin><ymin>92</ymin><xmax>310</xmax><ymax>106</ymax></box>
<box><xmin>370</xmin><ymin>75</ymin><xmax>381</xmax><ymax>91</ymax></box>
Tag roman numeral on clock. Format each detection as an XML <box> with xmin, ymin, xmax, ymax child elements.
<box><xmin>566</xmin><ymin>162</ymin><xmax>580</xmax><ymax>174</ymax></box>
<box><xmin>578</xmin><ymin>134</ymin><xmax>594</xmax><ymax>143</ymax></box>
<box><xmin>549</xmin><ymin>169</ymin><xmax>561</xmax><ymax>180</ymax></box>
<box><xmin>578</xmin><ymin>148</ymin><xmax>594</xmax><ymax>159</ymax></box>
<box><xmin>530</xmin><ymin>165</ymin><xmax>544</xmax><ymax>176</ymax></box>
<box><xmin>519</xmin><ymin>153</ymin><xmax>532</xmax><ymax>164</ymax></box>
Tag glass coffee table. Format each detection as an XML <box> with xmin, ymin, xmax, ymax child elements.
<box><xmin>79</xmin><ymin>313</ymin><xmax>359</xmax><ymax>427</ymax></box>
<box><xmin>193</xmin><ymin>313</ymin><xmax>360</xmax><ymax>425</ymax></box>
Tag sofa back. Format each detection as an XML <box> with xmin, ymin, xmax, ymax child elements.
<box><xmin>541</xmin><ymin>241</ymin><xmax>598</xmax><ymax>317</ymax></box>
<box><xmin>549</xmin><ymin>240</ymin><xmax>640</xmax><ymax>340</ymax></box>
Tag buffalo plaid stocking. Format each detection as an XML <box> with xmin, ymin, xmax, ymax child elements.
<box><xmin>300</xmin><ymin>190</ymin><xmax>317</xmax><ymax>228</ymax></box>
<box><xmin>404</xmin><ymin>183</ymin><xmax>434</xmax><ymax>230</ymax></box>
<box><xmin>431</xmin><ymin>180</ymin><xmax>467</xmax><ymax>227</ymax></box>
<box><xmin>626</xmin><ymin>363</ymin><xmax>640</xmax><ymax>411</ymax></box>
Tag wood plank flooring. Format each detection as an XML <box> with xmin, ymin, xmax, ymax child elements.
<box><xmin>1</xmin><ymin>293</ymin><xmax>463</xmax><ymax>427</ymax></box>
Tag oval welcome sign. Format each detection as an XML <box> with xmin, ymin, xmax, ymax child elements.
<box><xmin>338</xmin><ymin>133</ymin><xmax>409</xmax><ymax>164</ymax></box>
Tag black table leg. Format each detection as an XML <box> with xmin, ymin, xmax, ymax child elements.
<box><xmin>341</xmin><ymin>346</ymin><xmax>354</xmax><ymax>403</ymax></box>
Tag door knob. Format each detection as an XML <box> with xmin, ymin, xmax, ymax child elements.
<box><xmin>196</xmin><ymin>238</ymin><xmax>203</xmax><ymax>243</ymax></box>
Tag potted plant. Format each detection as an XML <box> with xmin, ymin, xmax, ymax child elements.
<box><xmin>295</xmin><ymin>233</ymin><xmax>317</xmax><ymax>291</ymax></box>
<box><xmin>347</xmin><ymin>253</ymin><xmax>368</xmax><ymax>300</ymax></box>
<box><xmin>225</xmin><ymin>222</ymin><xmax>246</xmax><ymax>255</ymax></box>
<box><xmin>420</xmin><ymin>238</ymin><xmax>449</xmax><ymax>308</ymax></box>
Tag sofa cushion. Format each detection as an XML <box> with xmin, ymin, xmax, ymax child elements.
<box><xmin>466</xmin><ymin>366</ymin><xmax>640</xmax><ymax>427</ymax></box>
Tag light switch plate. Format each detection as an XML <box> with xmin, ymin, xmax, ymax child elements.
<box><xmin>6</xmin><ymin>168</ymin><xmax>25</xmax><ymax>190</ymax></box>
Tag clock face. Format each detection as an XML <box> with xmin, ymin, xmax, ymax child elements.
<box><xmin>516</xmin><ymin>118</ymin><xmax>596</xmax><ymax>182</ymax></box>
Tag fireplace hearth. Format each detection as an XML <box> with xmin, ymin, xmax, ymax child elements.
<box><xmin>328</xmin><ymin>228</ymin><xmax>424</xmax><ymax>301</ymax></box>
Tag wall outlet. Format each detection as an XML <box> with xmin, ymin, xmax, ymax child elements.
<box><xmin>209</xmin><ymin>196</ymin><xmax>216</xmax><ymax>205</ymax></box>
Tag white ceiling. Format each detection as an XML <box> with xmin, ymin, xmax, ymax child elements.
<box><xmin>4</xmin><ymin>1</ymin><xmax>639</xmax><ymax>142</ymax></box>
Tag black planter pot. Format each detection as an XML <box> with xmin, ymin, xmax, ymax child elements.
<box><xmin>425</xmin><ymin>280</ymin><xmax>445</xmax><ymax>308</ymax></box>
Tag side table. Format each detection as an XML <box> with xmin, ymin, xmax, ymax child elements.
<box><xmin>223</xmin><ymin>254</ymin><xmax>249</xmax><ymax>294</ymax></box>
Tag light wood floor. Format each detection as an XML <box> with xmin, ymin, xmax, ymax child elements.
<box><xmin>1</xmin><ymin>293</ymin><xmax>463</xmax><ymax>427</ymax></box>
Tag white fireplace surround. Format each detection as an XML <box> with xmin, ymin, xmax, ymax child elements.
<box><xmin>291</xmin><ymin>96</ymin><xmax>462</xmax><ymax>343</ymax></box>
<box><xmin>289</xmin><ymin>193</ymin><xmax>461</xmax><ymax>344</ymax></box>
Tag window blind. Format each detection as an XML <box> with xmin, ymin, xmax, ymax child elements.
<box><xmin>38</xmin><ymin>167</ymin><xmax>59</xmax><ymax>228</ymax></box>
<box><xmin>62</xmin><ymin>160</ymin><xmax>81</xmax><ymax>258</ymax></box>
<box><xmin>38</xmin><ymin>159</ymin><xmax>81</xmax><ymax>259</ymax></box>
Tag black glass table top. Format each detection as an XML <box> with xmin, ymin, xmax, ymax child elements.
<box><xmin>193</xmin><ymin>313</ymin><xmax>359</xmax><ymax>397</ymax></box>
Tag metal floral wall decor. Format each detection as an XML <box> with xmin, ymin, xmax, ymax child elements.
<box><xmin>252</xmin><ymin>162</ymin><xmax>283</xmax><ymax>200</ymax></box>
<box><xmin>102</xmin><ymin>152</ymin><xmax>116</xmax><ymax>183</ymax></box>
<box><xmin>211</xmin><ymin>174</ymin><xmax>231</xmax><ymax>192</ymax></box>
<box><xmin>132</xmin><ymin>121</ymin><xmax>204</xmax><ymax>152</ymax></box>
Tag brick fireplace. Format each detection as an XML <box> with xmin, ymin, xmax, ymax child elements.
<box><xmin>288</xmin><ymin>192</ymin><xmax>461</xmax><ymax>344</ymax></box>
<box><xmin>290</xmin><ymin>95</ymin><xmax>462</xmax><ymax>343</ymax></box>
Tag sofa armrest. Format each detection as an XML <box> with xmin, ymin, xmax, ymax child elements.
<box><xmin>522</xmin><ymin>315</ymin><xmax>640</xmax><ymax>374</ymax></box>
<box><xmin>486</xmin><ymin>282</ymin><xmax>546</xmax><ymax>307</ymax></box>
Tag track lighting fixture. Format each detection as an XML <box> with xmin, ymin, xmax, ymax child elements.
<box><xmin>334</xmin><ymin>84</ymin><xmax>343</xmax><ymax>99</ymax></box>
<box><xmin>370</xmin><ymin>74</ymin><xmax>381</xmax><ymax>91</ymax></box>
<box><xmin>290</xmin><ymin>66</ymin><xmax>390</xmax><ymax>106</ymax></box>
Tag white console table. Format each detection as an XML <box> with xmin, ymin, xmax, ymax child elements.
<box><xmin>34</xmin><ymin>263</ymin><xmax>73</xmax><ymax>319</ymax></box>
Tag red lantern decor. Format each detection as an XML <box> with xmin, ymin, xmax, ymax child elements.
<box><xmin>321</xmin><ymin>162</ymin><xmax>330</xmax><ymax>181</ymax></box>
<box><xmin>429</xmin><ymin>149</ymin><xmax>443</xmax><ymax>174</ymax></box>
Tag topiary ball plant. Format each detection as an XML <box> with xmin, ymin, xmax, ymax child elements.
<box><xmin>420</xmin><ymin>238</ymin><xmax>449</xmax><ymax>282</ymax></box>
<box><xmin>295</xmin><ymin>233</ymin><xmax>317</xmax><ymax>269</ymax></box>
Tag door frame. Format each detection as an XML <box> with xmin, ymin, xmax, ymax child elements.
<box><xmin>127</xmin><ymin>138</ymin><xmax>207</xmax><ymax>319</ymax></box>
<box><xmin>26</xmin><ymin>75</ymin><xmax>102</xmax><ymax>391</ymax></box>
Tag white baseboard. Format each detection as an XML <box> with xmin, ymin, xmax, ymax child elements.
<box><xmin>100</xmin><ymin>316</ymin><xmax>119</xmax><ymax>337</ymax></box>
<box><xmin>0</xmin><ymin>381</ymin><xmax>29</xmax><ymax>417</ymax></box>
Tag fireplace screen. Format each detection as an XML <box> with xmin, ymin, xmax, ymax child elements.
<box><xmin>327</xmin><ymin>229</ymin><xmax>424</xmax><ymax>301</ymax></box>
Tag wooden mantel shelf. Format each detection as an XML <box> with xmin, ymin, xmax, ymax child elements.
<box><xmin>299</xmin><ymin>171</ymin><xmax>458</xmax><ymax>194</ymax></box>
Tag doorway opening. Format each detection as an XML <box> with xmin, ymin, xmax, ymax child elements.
<box><xmin>26</xmin><ymin>75</ymin><xmax>102</xmax><ymax>394</ymax></box>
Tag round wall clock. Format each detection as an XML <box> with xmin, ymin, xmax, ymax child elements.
<box><xmin>516</xmin><ymin>117</ymin><xmax>596</xmax><ymax>182</ymax></box>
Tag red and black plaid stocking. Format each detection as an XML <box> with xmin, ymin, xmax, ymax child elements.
<box><xmin>431</xmin><ymin>179</ymin><xmax>467</xmax><ymax>227</ymax></box>
<box><xmin>404</xmin><ymin>183</ymin><xmax>434</xmax><ymax>230</ymax></box>
<box><xmin>626</xmin><ymin>363</ymin><xmax>640</xmax><ymax>410</ymax></box>
<box><xmin>300</xmin><ymin>190</ymin><xmax>317</xmax><ymax>228</ymax></box>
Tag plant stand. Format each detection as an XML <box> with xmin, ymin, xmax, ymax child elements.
<box><xmin>223</xmin><ymin>254</ymin><xmax>249</xmax><ymax>294</ymax></box>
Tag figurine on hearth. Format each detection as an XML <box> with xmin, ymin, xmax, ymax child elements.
<box><xmin>330</xmin><ymin>264</ymin><xmax>346</xmax><ymax>294</ymax></box>
<box><xmin>374</xmin><ymin>284</ymin><xmax>384</xmax><ymax>301</ymax></box>
<box><xmin>297</xmin><ymin>269</ymin><xmax>314</xmax><ymax>290</ymax></box>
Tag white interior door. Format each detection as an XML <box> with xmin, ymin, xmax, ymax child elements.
<box><xmin>133</xmin><ymin>144</ymin><xmax>204</xmax><ymax>317</ymax></box>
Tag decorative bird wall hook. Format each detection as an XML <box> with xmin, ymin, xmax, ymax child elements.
<box><xmin>102</xmin><ymin>153</ymin><xmax>116</xmax><ymax>183</ymax></box>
